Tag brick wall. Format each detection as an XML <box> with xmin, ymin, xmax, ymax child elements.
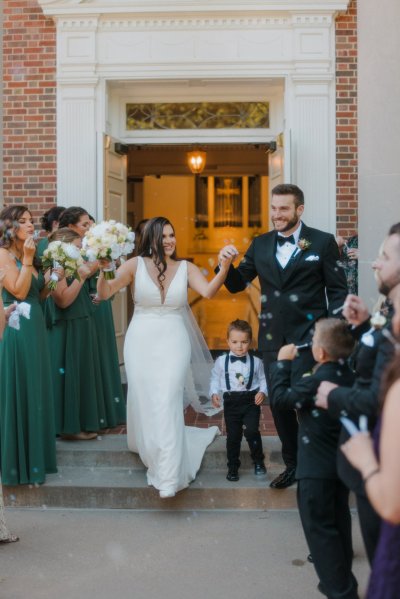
<box><xmin>2</xmin><ymin>1</ymin><xmax>358</xmax><ymax>235</ymax></box>
<box><xmin>335</xmin><ymin>0</ymin><xmax>358</xmax><ymax>238</ymax></box>
<box><xmin>2</xmin><ymin>0</ymin><xmax>57</xmax><ymax>222</ymax></box>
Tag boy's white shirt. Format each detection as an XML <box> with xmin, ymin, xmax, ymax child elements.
<box><xmin>209</xmin><ymin>352</ymin><xmax>268</xmax><ymax>397</ymax></box>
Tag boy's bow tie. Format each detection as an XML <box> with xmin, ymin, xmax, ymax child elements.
<box><xmin>230</xmin><ymin>355</ymin><xmax>247</xmax><ymax>363</ymax></box>
<box><xmin>277</xmin><ymin>234</ymin><xmax>295</xmax><ymax>246</ymax></box>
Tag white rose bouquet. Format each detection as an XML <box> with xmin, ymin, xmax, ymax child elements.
<box><xmin>81</xmin><ymin>220</ymin><xmax>135</xmax><ymax>279</ymax></box>
<box><xmin>42</xmin><ymin>240</ymin><xmax>84</xmax><ymax>290</ymax></box>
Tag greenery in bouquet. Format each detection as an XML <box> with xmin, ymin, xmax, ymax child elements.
<box><xmin>42</xmin><ymin>240</ymin><xmax>84</xmax><ymax>290</ymax></box>
<box><xmin>81</xmin><ymin>220</ymin><xmax>135</xmax><ymax>279</ymax></box>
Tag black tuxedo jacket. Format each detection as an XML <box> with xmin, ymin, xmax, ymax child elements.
<box><xmin>223</xmin><ymin>223</ymin><xmax>348</xmax><ymax>351</ymax></box>
<box><xmin>327</xmin><ymin>323</ymin><xmax>394</xmax><ymax>495</ymax></box>
<box><xmin>270</xmin><ymin>360</ymin><xmax>355</xmax><ymax>480</ymax></box>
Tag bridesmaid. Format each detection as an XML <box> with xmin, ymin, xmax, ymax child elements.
<box><xmin>0</xmin><ymin>206</ymin><xmax>57</xmax><ymax>485</ymax></box>
<box><xmin>0</xmin><ymin>272</ymin><xmax>19</xmax><ymax>543</ymax></box>
<box><xmin>36</xmin><ymin>205</ymin><xmax>66</xmax><ymax>257</ymax></box>
<box><xmin>59</xmin><ymin>207</ymin><xmax>126</xmax><ymax>427</ymax></box>
<box><xmin>45</xmin><ymin>227</ymin><xmax>104</xmax><ymax>439</ymax></box>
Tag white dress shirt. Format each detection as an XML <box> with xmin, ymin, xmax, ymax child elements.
<box><xmin>209</xmin><ymin>352</ymin><xmax>268</xmax><ymax>397</ymax></box>
<box><xmin>276</xmin><ymin>222</ymin><xmax>303</xmax><ymax>269</ymax></box>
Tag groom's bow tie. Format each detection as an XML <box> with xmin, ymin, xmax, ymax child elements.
<box><xmin>230</xmin><ymin>355</ymin><xmax>247</xmax><ymax>364</ymax></box>
<box><xmin>277</xmin><ymin>234</ymin><xmax>296</xmax><ymax>246</ymax></box>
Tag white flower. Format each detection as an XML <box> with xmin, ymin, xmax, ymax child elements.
<box><xmin>370</xmin><ymin>311</ymin><xmax>387</xmax><ymax>330</ymax></box>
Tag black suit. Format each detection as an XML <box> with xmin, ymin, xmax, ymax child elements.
<box><xmin>327</xmin><ymin>319</ymin><xmax>394</xmax><ymax>564</ymax></box>
<box><xmin>270</xmin><ymin>360</ymin><xmax>358</xmax><ymax>599</ymax></box>
<box><xmin>223</xmin><ymin>223</ymin><xmax>348</xmax><ymax>468</ymax></box>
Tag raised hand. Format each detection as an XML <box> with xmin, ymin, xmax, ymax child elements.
<box><xmin>277</xmin><ymin>343</ymin><xmax>297</xmax><ymax>361</ymax></box>
<box><xmin>22</xmin><ymin>235</ymin><xmax>36</xmax><ymax>264</ymax></box>
<box><xmin>218</xmin><ymin>244</ymin><xmax>239</xmax><ymax>266</ymax></box>
<box><xmin>342</xmin><ymin>294</ymin><xmax>369</xmax><ymax>326</ymax></box>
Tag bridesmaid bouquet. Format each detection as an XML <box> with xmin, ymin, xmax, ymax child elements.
<box><xmin>81</xmin><ymin>220</ymin><xmax>135</xmax><ymax>279</ymax></box>
<box><xmin>42</xmin><ymin>240</ymin><xmax>84</xmax><ymax>290</ymax></box>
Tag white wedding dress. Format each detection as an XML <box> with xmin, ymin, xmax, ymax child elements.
<box><xmin>124</xmin><ymin>256</ymin><xmax>219</xmax><ymax>498</ymax></box>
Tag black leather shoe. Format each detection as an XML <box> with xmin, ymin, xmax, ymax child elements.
<box><xmin>226</xmin><ymin>468</ymin><xmax>239</xmax><ymax>482</ymax></box>
<box><xmin>254</xmin><ymin>463</ymin><xmax>267</xmax><ymax>475</ymax></box>
<box><xmin>269</xmin><ymin>467</ymin><xmax>296</xmax><ymax>489</ymax></box>
<box><xmin>307</xmin><ymin>553</ymin><xmax>313</xmax><ymax>563</ymax></box>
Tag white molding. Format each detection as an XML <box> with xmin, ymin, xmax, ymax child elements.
<box><xmin>39</xmin><ymin>0</ymin><xmax>351</xmax><ymax>17</ymax></box>
<box><xmin>41</xmin><ymin>0</ymin><xmax>344</xmax><ymax>230</ymax></box>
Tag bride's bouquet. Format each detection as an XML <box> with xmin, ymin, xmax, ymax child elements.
<box><xmin>82</xmin><ymin>220</ymin><xmax>135</xmax><ymax>279</ymax></box>
<box><xmin>42</xmin><ymin>240</ymin><xmax>84</xmax><ymax>290</ymax></box>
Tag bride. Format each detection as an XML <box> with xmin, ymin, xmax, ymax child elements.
<box><xmin>97</xmin><ymin>217</ymin><xmax>233</xmax><ymax>498</ymax></box>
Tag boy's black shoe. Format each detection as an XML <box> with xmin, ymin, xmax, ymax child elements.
<box><xmin>226</xmin><ymin>467</ymin><xmax>239</xmax><ymax>482</ymax></box>
<box><xmin>254</xmin><ymin>463</ymin><xmax>267</xmax><ymax>475</ymax></box>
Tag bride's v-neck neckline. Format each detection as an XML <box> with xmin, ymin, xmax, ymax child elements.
<box><xmin>141</xmin><ymin>257</ymin><xmax>184</xmax><ymax>305</ymax></box>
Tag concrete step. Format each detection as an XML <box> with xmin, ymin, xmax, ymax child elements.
<box><xmin>55</xmin><ymin>434</ymin><xmax>285</xmax><ymax>469</ymax></box>
<box><xmin>4</xmin><ymin>435</ymin><xmax>298</xmax><ymax>510</ymax></box>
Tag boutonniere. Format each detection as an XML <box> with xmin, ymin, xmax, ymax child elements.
<box><xmin>370</xmin><ymin>311</ymin><xmax>387</xmax><ymax>330</ymax></box>
<box><xmin>298</xmin><ymin>238</ymin><xmax>311</xmax><ymax>251</ymax></box>
<box><xmin>235</xmin><ymin>373</ymin><xmax>245</xmax><ymax>386</ymax></box>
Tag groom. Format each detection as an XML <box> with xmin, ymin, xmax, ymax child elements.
<box><xmin>218</xmin><ymin>184</ymin><xmax>348</xmax><ymax>488</ymax></box>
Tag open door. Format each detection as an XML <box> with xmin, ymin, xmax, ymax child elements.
<box><xmin>103</xmin><ymin>135</ymin><xmax>128</xmax><ymax>364</ymax></box>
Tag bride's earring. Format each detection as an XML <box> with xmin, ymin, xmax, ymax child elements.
<box><xmin>149</xmin><ymin>248</ymin><xmax>152</xmax><ymax>255</ymax></box>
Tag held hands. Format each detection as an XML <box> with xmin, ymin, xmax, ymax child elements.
<box><xmin>277</xmin><ymin>343</ymin><xmax>297</xmax><ymax>361</ymax></box>
<box><xmin>218</xmin><ymin>245</ymin><xmax>239</xmax><ymax>268</ymax></box>
<box><xmin>315</xmin><ymin>381</ymin><xmax>339</xmax><ymax>410</ymax></box>
<box><xmin>342</xmin><ymin>294</ymin><xmax>370</xmax><ymax>326</ymax></box>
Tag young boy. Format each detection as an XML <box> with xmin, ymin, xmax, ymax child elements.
<box><xmin>210</xmin><ymin>319</ymin><xmax>267</xmax><ymax>481</ymax></box>
<box><xmin>270</xmin><ymin>318</ymin><xmax>358</xmax><ymax>599</ymax></box>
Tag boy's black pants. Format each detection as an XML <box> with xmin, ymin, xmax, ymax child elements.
<box><xmin>223</xmin><ymin>391</ymin><xmax>264</xmax><ymax>468</ymax></box>
<box><xmin>297</xmin><ymin>478</ymin><xmax>359</xmax><ymax>599</ymax></box>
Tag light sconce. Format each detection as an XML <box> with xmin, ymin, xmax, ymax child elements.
<box><xmin>187</xmin><ymin>149</ymin><xmax>207</xmax><ymax>174</ymax></box>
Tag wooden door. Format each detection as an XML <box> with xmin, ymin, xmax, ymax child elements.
<box><xmin>103</xmin><ymin>135</ymin><xmax>128</xmax><ymax>364</ymax></box>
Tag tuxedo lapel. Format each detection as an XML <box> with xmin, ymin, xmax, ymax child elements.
<box><xmin>262</xmin><ymin>233</ymin><xmax>282</xmax><ymax>288</ymax></box>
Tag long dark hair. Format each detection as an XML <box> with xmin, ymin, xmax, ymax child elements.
<box><xmin>138</xmin><ymin>217</ymin><xmax>177</xmax><ymax>291</ymax></box>
<box><xmin>41</xmin><ymin>206</ymin><xmax>66</xmax><ymax>232</ymax></box>
<box><xmin>58</xmin><ymin>206</ymin><xmax>89</xmax><ymax>228</ymax></box>
<box><xmin>0</xmin><ymin>205</ymin><xmax>32</xmax><ymax>249</ymax></box>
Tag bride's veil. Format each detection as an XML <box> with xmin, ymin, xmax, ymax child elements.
<box><xmin>181</xmin><ymin>304</ymin><xmax>222</xmax><ymax>416</ymax></box>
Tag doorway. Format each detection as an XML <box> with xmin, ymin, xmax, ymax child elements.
<box><xmin>125</xmin><ymin>143</ymin><xmax>273</xmax><ymax>349</ymax></box>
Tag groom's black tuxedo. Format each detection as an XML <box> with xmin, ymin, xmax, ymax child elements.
<box><xmin>223</xmin><ymin>223</ymin><xmax>347</xmax><ymax>351</ymax></box>
<box><xmin>222</xmin><ymin>222</ymin><xmax>348</xmax><ymax>469</ymax></box>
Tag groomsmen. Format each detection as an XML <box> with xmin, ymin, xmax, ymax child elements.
<box><xmin>316</xmin><ymin>222</ymin><xmax>400</xmax><ymax>562</ymax></box>
<box><xmin>218</xmin><ymin>184</ymin><xmax>347</xmax><ymax>488</ymax></box>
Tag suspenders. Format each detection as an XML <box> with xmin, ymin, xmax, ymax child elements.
<box><xmin>224</xmin><ymin>353</ymin><xmax>255</xmax><ymax>391</ymax></box>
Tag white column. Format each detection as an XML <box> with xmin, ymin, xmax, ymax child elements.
<box><xmin>57</xmin><ymin>82</ymin><xmax>98</xmax><ymax>216</ymax></box>
<box><xmin>286</xmin><ymin>75</ymin><xmax>336</xmax><ymax>234</ymax></box>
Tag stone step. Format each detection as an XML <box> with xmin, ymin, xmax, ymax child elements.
<box><xmin>55</xmin><ymin>434</ymin><xmax>285</xmax><ymax>469</ymax></box>
<box><xmin>4</xmin><ymin>435</ymin><xmax>297</xmax><ymax>510</ymax></box>
<box><xmin>4</xmin><ymin>467</ymin><xmax>296</xmax><ymax>510</ymax></box>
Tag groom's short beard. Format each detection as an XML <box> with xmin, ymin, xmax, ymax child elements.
<box><xmin>278</xmin><ymin>215</ymin><xmax>300</xmax><ymax>232</ymax></box>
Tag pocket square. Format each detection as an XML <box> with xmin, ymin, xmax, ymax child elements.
<box><xmin>305</xmin><ymin>255</ymin><xmax>320</xmax><ymax>262</ymax></box>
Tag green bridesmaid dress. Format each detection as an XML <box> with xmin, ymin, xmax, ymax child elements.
<box><xmin>86</xmin><ymin>274</ymin><xmax>126</xmax><ymax>426</ymax></box>
<box><xmin>0</xmin><ymin>263</ymin><xmax>57</xmax><ymax>485</ymax></box>
<box><xmin>47</xmin><ymin>280</ymin><xmax>109</xmax><ymax>434</ymax></box>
